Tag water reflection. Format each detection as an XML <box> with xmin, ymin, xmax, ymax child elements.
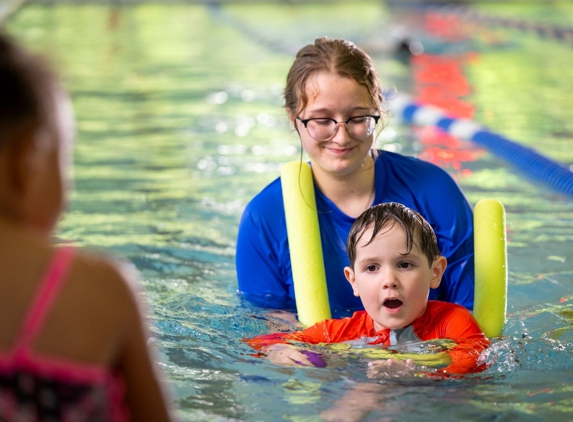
<box><xmin>7</xmin><ymin>2</ymin><xmax>573</xmax><ymax>421</ymax></box>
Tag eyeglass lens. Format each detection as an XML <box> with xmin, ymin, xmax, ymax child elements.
<box><xmin>306</xmin><ymin>116</ymin><xmax>376</xmax><ymax>141</ymax></box>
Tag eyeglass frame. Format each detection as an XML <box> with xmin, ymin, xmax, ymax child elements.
<box><xmin>296</xmin><ymin>115</ymin><xmax>381</xmax><ymax>141</ymax></box>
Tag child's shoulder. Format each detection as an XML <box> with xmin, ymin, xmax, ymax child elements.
<box><xmin>421</xmin><ymin>301</ymin><xmax>483</xmax><ymax>338</ymax></box>
<box><xmin>425</xmin><ymin>300</ymin><xmax>473</xmax><ymax>319</ymax></box>
<box><xmin>67</xmin><ymin>247</ymin><xmax>143</xmax><ymax>312</ymax></box>
<box><xmin>427</xmin><ymin>300</ymin><xmax>468</xmax><ymax>310</ymax></box>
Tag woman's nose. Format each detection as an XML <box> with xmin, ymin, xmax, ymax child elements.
<box><xmin>331</xmin><ymin>122</ymin><xmax>352</xmax><ymax>144</ymax></box>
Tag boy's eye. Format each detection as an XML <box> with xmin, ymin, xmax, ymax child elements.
<box><xmin>398</xmin><ymin>262</ymin><xmax>413</xmax><ymax>269</ymax></box>
<box><xmin>365</xmin><ymin>264</ymin><xmax>378</xmax><ymax>272</ymax></box>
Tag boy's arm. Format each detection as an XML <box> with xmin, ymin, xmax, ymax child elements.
<box><xmin>437</xmin><ymin>306</ymin><xmax>490</xmax><ymax>375</ymax></box>
<box><xmin>245</xmin><ymin>320</ymin><xmax>331</xmax><ymax>350</ymax></box>
<box><xmin>263</xmin><ymin>344</ymin><xmax>315</xmax><ymax>366</ymax></box>
<box><xmin>245</xmin><ymin>331</ymin><xmax>321</xmax><ymax>367</ymax></box>
<box><xmin>245</xmin><ymin>317</ymin><xmax>348</xmax><ymax>366</ymax></box>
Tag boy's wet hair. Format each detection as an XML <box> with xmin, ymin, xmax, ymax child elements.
<box><xmin>346</xmin><ymin>202</ymin><xmax>441</xmax><ymax>268</ymax></box>
<box><xmin>0</xmin><ymin>32</ymin><xmax>57</xmax><ymax>148</ymax></box>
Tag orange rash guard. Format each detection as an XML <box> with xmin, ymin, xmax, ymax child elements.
<box><xmin>246</xmin><ymin>301</ymin><xmax>490</xmax><ymax>375</ymax></box>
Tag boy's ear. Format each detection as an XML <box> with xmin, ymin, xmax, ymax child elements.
<box><xmin>430</xmin><ymin>256</ymin><xmax>447</xmax><ymax>289</ymax></box>
<box><xmin>344</xmin><ymin>266</ymin><xmax>360</xmax><ymax>297</ymax></box>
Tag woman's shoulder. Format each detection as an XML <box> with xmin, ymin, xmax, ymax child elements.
<box><xmin>246</xmin><ymin>176</ymin><xmax>283</xmax><ymax>207</ymax></box>
<box><xmin>376</xmin><ymin>150</ymin><xmax>451</xmax><ymax>177</ymax></box>
<box><xmin>375</xmin><ymin>150</ymin><xmax>462</xmax><ymax>194</ymax></box>
<box><xmin>241</xmin><ymin>176</ymin><xmax>285</xmax><ymax>223</ymax></box>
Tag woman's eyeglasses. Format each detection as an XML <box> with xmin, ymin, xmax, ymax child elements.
<box><xmin>297</xmin><ymin>115</ymin><xmax>380</xmax><ymax>142</ymax></box>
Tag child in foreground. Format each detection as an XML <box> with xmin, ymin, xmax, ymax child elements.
<box><xmin>247</xmin><ymin>202</ymin><xmax>489</xmax><ymax>376</ymax></box>
<box><xmin>0</xmin><ymin>33</ymin><xmax>174</xmax><ymax>420</ymax></box>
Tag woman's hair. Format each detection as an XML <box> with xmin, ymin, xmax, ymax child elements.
<box><xmin>0</xmin><ymin>32</ymin><xmax>58</xmax><ymax>148</ymax></box>
<box><xmin>346</xmin><ymin>202</ymin><xmax>441</xmax><ymax>269</ymax></box>
<box><xmin>284</xmin><ymin>37</ymin><xmax>384</xmax><ymax>117</ymax></box>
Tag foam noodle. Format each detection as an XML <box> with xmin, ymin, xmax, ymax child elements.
<box><xmin>473</xmin><ymin>199</ymin><xmax>508</xmax><ymax>337</ymax></box>
<box><xmin>281</xmin><ymin>161</ymin><xmax>331</xmax><ymax>326</ymax></box>
<box><xmin>328</xmin><ymin>343</ymin><xmax>453</xmax><ymax>367</ymax></box>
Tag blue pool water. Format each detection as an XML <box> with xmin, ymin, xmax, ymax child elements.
<box><xmin>7</xmin><ymin>2</ymin><xmax>573</xmax><ymax>420</ymax></box>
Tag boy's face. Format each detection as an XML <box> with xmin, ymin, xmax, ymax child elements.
<box><xmin>344</xmin><ymin>222</ymin><xmax>447</xmax><ymax>332</ymax></box>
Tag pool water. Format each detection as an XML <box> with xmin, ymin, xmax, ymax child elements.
<box><xmin>7</xmin><ymin>2</ymin><xmax>573</xmax><ymax>421</ymax></box>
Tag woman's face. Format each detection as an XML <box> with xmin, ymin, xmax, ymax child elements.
<box><xmin>292</xmin><ymin>71</ymin><xmax>376</xmax><ymax>178</ymax></box>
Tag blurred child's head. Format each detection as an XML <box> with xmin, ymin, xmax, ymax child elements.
<box><xmin>344</xmin><ymin>202</ymin><xmax>447</xmax><ymax>331</ymax></box>
<box><xmin>0</xmin><ymin>32</ymin><xmax>74</xmax><ymax>234</ymax></box>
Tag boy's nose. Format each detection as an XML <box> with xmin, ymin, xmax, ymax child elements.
<box><xmin>382</xmin><ymin>280</ymin><xmax>398</xmax><ymax>289</ymax></box>
<box><xmin>381</xmin><ymin>271</ymin><xmax>399</xmax><ymax>289</ymax></box>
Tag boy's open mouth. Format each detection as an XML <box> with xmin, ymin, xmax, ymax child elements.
<box><xmin>383</xmin><ymin>298</ymin><xmax>403</xmax><ymax>309</ymax></box>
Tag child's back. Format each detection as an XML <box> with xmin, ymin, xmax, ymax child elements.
<box><xmin>0</xmin><ymin>32</ymin><xmax>173</xmax><ymax>421</ymax></box>
<box><xmin>0</xmin><ymin>229</ymin><xmax>131</xmax><ymax>367</ymax></box>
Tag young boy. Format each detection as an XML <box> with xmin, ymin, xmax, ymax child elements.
<box><xmin>247</xmin><ymin>202</ymin><xmax>489</xmax><ymax>375</ymax></box>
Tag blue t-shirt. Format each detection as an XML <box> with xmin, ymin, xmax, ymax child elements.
<box><xmin>236</xmin><ymin>150</ymin><xmax>474</xmax><ymax>314</ymax></box>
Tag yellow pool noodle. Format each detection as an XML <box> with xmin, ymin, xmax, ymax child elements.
<box><xmin>327</xmin><ymin>343</ymin><xmax>453</xmax><ymax>367</ymax></box>
<box><xmin>281</xmin><ymin>161</ymin><xmax>331</xmax><ymax>326</ymax></box>
<box><xmin>473</xmin><ymin>199</ymin><xmax>508</xmax><ymax>338</ymax></box>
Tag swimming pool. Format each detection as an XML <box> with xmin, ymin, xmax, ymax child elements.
<box><xmin>7</xmin><ymin>1</ymin><xmax>573</xmax><ymax>420</ymax></box>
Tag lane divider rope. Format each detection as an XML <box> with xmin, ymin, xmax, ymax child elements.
<box><xmin>388</xmin><ymin>94</ymin><xmax>573</xmax><ymax>199</ymax></box>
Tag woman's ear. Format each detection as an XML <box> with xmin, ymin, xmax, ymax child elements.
<box><xmin>287</xmin><ymin>108</ymin><xmax>296</xmax><ymax>124</ymax></box>
<box><xmin>344</xmin><ymin>266</ymin><xmax>360</xmax><ymax>297</ymax></box>
<box><xmin>430</xmin><ymin>256</ymin><xmax>447</xmax><ymax>289</ymax></box>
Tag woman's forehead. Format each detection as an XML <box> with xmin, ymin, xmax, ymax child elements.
<box><xmin>302</xmin><ymin>72</ymin><xmax>373</xmax><ymax>112</ymax></box>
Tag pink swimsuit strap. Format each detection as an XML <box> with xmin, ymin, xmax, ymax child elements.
<box><xmin>15</xmin><ymin>246</ymin><xmax>75</xmax><ymax>350</ymax></box>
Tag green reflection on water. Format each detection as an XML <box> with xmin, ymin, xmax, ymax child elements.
<box><xmin>6</xmin><ymin>2</ymin><xmax>573</xmax><ymax>421</ymax></box>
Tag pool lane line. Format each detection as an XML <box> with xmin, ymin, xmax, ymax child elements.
<box><xmin>449</xmin><ymin>5</ymin><xmax>573</xmax><ymax>46</ymax></box>
<box><xmin>388</xmin><ymin>1</ymin><xmax>573</xmax><ymax>46</ymax></box>
<box><xmin>389</xmin><ymin>94</ymin><xmax>573</xmax><ymax>199</ymax></box>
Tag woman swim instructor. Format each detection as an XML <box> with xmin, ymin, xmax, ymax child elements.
<box><xmin>236</xmin><ymin>37</ymin><xmax>474</xmax><ymax>314</ymax></box>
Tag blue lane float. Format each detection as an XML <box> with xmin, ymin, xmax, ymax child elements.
<box><xmin>389</xmin><ymin>94</ymin><xmax>573</xmax><ymax>199</ymax></box>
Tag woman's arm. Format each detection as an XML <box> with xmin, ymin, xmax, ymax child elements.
<box><xmin>236</xmin><ymin>193</ymin><xmax>294</xmax><ymax>308</ymax></box>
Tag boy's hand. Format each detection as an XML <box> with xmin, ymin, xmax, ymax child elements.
<box><xmin>265</xmin><ymin>344</ymin><xmax>313</xmax><ymax>366</ymax></box>
<box><xmin>367</xmin><ymin>358</ymin><xmax>416</xmax><ymax>378</ymax></box>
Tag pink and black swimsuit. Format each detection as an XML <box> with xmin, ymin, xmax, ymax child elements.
<box><xmin>0</xmin><ymin>247</ymin><xmax>129</xmax><ymax>421</ymax></box>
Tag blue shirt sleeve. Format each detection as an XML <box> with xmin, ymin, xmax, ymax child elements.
<box><xmin>235</xmin><ymin>178</ymin><xmax>296</xmax><ymax>309</ymax></box>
